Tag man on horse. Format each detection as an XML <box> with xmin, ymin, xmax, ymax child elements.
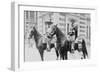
<box><xmin>45</xmin><ymin>19</ymin><xmax>54</xmax><ymax>52</ymax></box>
<box><xmin>69</xmin><ymin>22</ymin><xmax>78</xmax><ymax>53</ymax></box>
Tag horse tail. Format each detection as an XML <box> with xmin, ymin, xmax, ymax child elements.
<box><xmin>84</xmin><ymin>47</ymin><xmax>88</xmax><ymax>57</ymax></box>
<box><xmin>82</xmin><ymin>39</ymin><xmax>88</xmax><ymax>58</ymax></box>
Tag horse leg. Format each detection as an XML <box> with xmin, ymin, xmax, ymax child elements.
<box><xmin>39</xmin><ymin>50</ymin><xmax>44</xmax><ymax>61</ymax></box>
<box><xmin>62</xmin><ymin>55</ymin><xmax>64</xmax><ymax>60</ymax></box>
<box><xmin>55</xmin><ymin>49</ymin><xmax>59</xmax><ymax>60</ymax></box>
<box><xmin>59</xmin><ymin>49</ymin><xmax>63</xmax><ymax>60</ymax></box>
<box><xmin>82</xmin><ymin>51</ymin><xmax>86</xmax><ymax>59</ymax></box>
<box><xmin>65</xmin><ymin>51</ymin><xmax>68</xmax><ymax>60</ymax></box>
<box><xmin>61</xmin><ymin>49</ymin><xmax>64</xmax><ymax>60</ymax></box>
<box><xmin>61</xmin><ymin>53</ymin><xmax>64</xmax><ymax>60</ymax></box>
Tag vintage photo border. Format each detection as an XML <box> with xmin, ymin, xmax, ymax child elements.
<box><xmin>11</xmin><ymin>2</ymin><xmax>97</xmax><ymax>71</ymax></box>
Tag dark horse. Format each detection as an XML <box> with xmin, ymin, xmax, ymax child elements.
<box><xmin>28</xmin><ymin>26</ymin><xmax>56</xmax><ymax>61</ymax></box>
<box><xmin>48</xmin><ymin>24</ymin><xmax>71</xmax><ymax>60</ymax></box>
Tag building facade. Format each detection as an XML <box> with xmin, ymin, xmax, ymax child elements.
<box><xmin>24</xmin><ymin>11</ymin><xmax>91</xmax><ymax>45</ymax></box>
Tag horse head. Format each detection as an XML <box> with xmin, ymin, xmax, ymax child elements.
<box><xmin>48</xmin><ymin>24</ymin><xmax>58</xmax><ymax>38</ymax></box>
<box><xmin>28</xmin><ymin>26</ymin><xmax>36</xmax><ymax>39</ymax></box>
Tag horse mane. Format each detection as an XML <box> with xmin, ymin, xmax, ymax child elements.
<box><xmin>34</xmin><ymin>27</ymin><xmax>42</xmax><ymax>37</ymax></box>
<box><xmin>33</xmin><ymin>27</ymin><xmax>42</xmax><ymax>44</ymax></box>
<box><xmin>56</xmin><ymin>26</ymin><xmax>67</xmax><ymax>39</ymax></box>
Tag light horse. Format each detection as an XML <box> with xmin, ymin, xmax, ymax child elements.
<box><xmin>28</xmin><ymin>26</ymin><xmax>56</xmax><ymax>61</ymax></box>
<box><xmin>74</xmin><ymin>37</ymin><xmax>88</xmax><ymax>59</ymax></box>
<box><xmin>48</xmin><ymin>24</ymin><xmax>72</xmax><ymax>60</ymax></box>
<box><xmin>68</xmin><ymin>31</ymin><xmax>88</xmax><ymax>59</ymax></box>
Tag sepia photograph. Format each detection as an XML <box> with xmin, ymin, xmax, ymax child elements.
<box><xmin>24</xmin><ymin>11</ymin><xmax>91</xmax><ymax>61</ymax></box>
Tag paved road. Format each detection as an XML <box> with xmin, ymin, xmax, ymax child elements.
<box><xmin>25</xmin><ymin>45</ymin><xmax>89</xmax><ymax>61</ymax></box>
<box><xmin>24</xmin><ymin>39</ymin><xmax>90</xmax><ymax>61</ymax></box>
